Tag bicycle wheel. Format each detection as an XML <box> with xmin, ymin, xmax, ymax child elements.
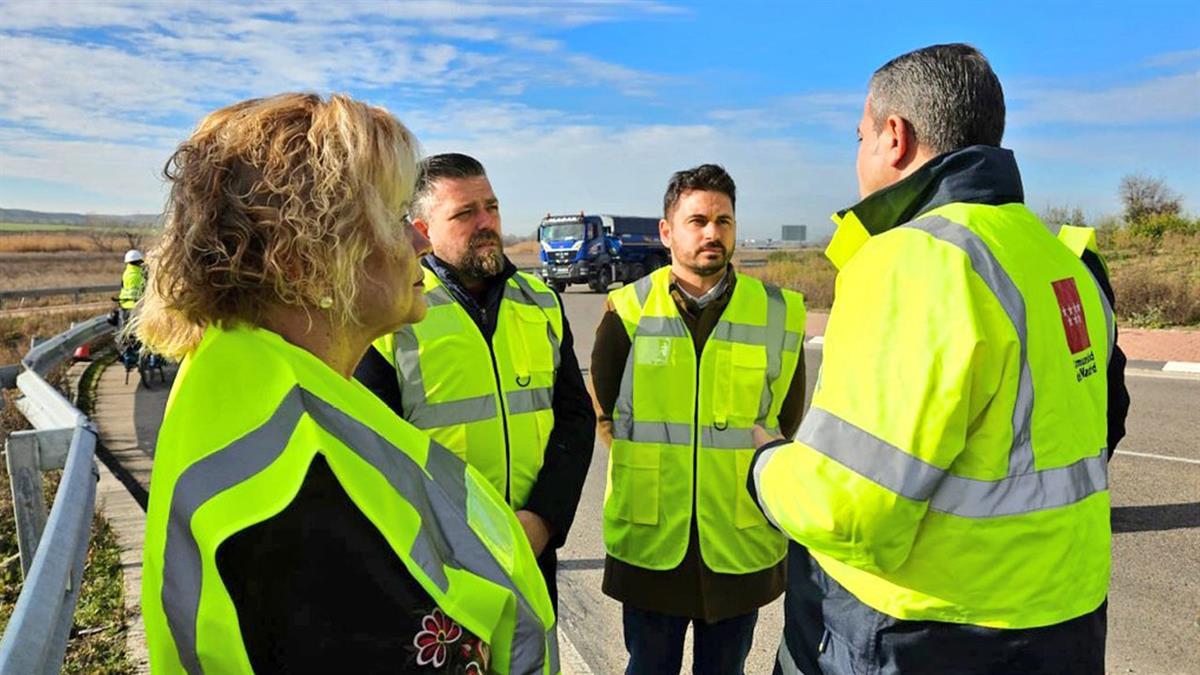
<box><xmin>138</xmin><ymin>353</ymin><xmax>154</xmax><ymax>389</ymax></box>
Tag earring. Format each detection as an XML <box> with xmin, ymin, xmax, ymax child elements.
<box><xmin>318</xmin><ymin>296</ymin><xmax>333</xmax><ymax>309</ymax></box>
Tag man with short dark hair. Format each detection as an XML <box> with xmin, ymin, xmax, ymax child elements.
<box><xmin>591</xmin><ymin>164</ymin><xmax>809</xmax><ymax>674</ymax></box>
<box><xmin>356</xmin><ymin>152</ymin><xmax>595</xmax><ymax>609</ymax></box>
<box><xmin>751</xmin><ymin>43</ymin><xmax>1129</xmax><ymax>674</ymax></box>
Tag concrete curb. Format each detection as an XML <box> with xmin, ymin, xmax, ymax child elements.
<box><xmin>94</xmin><ymin>456</ymin><xmax>150</xmax><ymax>673</ymax></box>
<box><xmin>74</xmin><ymin>357</ymin><xmax>151</xmax><ymax>673</ymax></box>
<box><xmin>1127</xmin><ymin>359</ymin><xmax>1200</xmax><ymax>376</ymax></box>
<box><xmin>810</xmin><ymin>338</ymin><xmax>1200</xmax><ymax>378</ymax></box>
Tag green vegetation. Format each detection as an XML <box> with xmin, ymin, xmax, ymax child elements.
<box><xmin>0</xmin><ymin>222</ymin><xmax>151</xmax><ymax>234</ymax></box>
<box><xmin>0</xmin><ymin>222</ymin><xmax>95</xmax><ymax>232</ymax></box>
<box><xmin>1</xmin><ymin>329</ymin><xmax>132</xmax><ymax>672</ymax></box>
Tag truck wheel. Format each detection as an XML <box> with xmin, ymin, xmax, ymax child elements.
<box><xmin>549</xmin><ymin>280</ymin><xmax>567</xmax><ymax>293</ymax></box>
<box><xmin>591</xmin><ymin>266</ymin><xmax>613</xmax><ymax>293</ymax></box>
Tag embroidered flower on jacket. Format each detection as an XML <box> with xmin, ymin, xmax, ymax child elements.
<box><xmin>413</xmin><ymin>608</ymin><xmax>463</xmax><ymax>668</ymax></box>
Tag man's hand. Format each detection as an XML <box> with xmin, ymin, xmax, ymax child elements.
<box><xmin>515</xmin><ymin>510</ymin><xmax>552</xmax><ymax>557</ymax></box>
<box><xmin>753</xmin><ymin>425</ymin><xmax>785</xmax><ymax>448</ymax></box>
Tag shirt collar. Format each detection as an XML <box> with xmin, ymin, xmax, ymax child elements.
<box><xmin>826</xmin><ymin>145</ymin><xmax>1025</xmax><ymax>269</ymax></box>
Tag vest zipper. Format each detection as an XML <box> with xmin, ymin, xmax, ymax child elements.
<box><xmin>691</xmin><ymin>353</ymin><xmax>700</xmax><ymax>519</ymax></box>
<box><xmin>484</xmin><ymin>315</ymin><xmax>513</xmax><ymax>506</ymax></box>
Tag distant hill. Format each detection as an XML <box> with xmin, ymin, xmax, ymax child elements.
<box><xmin>0</xmin><ymin>207</ymin><xmax>160</xmax><ymax>227</ymax></box>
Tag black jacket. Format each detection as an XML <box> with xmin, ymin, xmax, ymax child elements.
<box><xmin>355</xmin><ymin>254</ymin><xmax>596</xmax><ymax>550</ymax></box>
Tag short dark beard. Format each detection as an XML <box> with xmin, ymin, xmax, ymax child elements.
<box><xmin>688</xmin><ymin>242</ymin><xmax>731</xmax><ymax>276</ymax></box>
<box><xmin>459</xmin><ymin>231</ymin><xmax>505</xmax><ymax>280</ymax></box>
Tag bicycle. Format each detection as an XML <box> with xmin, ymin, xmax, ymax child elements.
<box><xmin>110</xmin><ymin>299</ymin><xmax>168</xmax><ymax>388</ymax></box>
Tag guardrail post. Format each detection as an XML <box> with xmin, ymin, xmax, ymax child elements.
<box><xmin>4</xmin><ymin>432</ymin><xmax>47</xmax><ymax>577</ymax></box>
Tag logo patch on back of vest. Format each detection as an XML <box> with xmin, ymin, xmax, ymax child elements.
<box><xmin>1052</xmin><ymin>278</ymin><xmax>1091</xmax><ymax>354</ymax></box>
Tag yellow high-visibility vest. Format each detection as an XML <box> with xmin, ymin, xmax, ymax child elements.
<box><xmin>375</xmin><ymin>269</ymin><xmax>563</xmax><ymax>508</ymax></box>
<box><xmin>118</xmin><ymin>263</ymin><xmax>145</xmax><ymax>309</ymax></box>
<box><xmin>605</xmin><ymin>267</ymin><xmax>806</xmax><ymax>573</ymax></box>
<box><xmin>142</xmin><ymin>325</ymin><xmax>558</xmax><ymax>674</ymax></box>
<box><xmin>755</xmin><ymin>203</ymin><xmax>1114</xmax><ymax>629</ymax></box>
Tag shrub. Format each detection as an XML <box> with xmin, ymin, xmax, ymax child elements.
<box><xmin>1127</xmin><ymin>213</ymin><xmax>1198</xmax><ymax>239</ymax></box>
<box><xmin>743</xmin><ymin>249</ymin><xmax>836</xmax><ymax>309</ymax></box>
<box><xmin>1111</xmin><ymin>262</ymin><xmax>1200</xmax><ymax>328</ymax></box>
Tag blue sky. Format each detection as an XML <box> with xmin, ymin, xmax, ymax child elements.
<box><xmin>1</xmin><ymin>0</ymin><xmax>1197</xmax><ymax>239</ymax></box>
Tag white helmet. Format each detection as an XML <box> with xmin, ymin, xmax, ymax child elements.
<box><xmin>124</xmin><ymin>249</ymin><xmax>145</xmax><ymax>264</ymax></box>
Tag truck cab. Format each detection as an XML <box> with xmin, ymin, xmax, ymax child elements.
<box><xmin>538</xmin><ymin>213</ymin><xmax>668</xmax><ymax>292</ymax></box>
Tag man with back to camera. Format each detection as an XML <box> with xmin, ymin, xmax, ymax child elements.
<box><xmin>750</xmin><ymin>43</ymin><xmax>1130</xmax><ymax>674</ymax></box>
<box><xmin>591</xmin><ymin>163</ymin><xmax>812</xmax><ymax>674</ymax></box>
<box><xmin>355</xmin><ymin>153</ymin><xmax>595</xmax><ymax>609</ymax></box>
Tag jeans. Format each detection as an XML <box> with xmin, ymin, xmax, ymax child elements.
<box><xmin>622</xmin><ymin>605</ymin><xmax>758</xmax><ymax>675</ymax></box>
<box><xmin>774</xmin><ymin>543</ymin><xmax>826</xmax><ymax>675</ymax></box>
<box><xmin>811</xmin><ymin>560</ymin><xmax>1107</xmax><ymax>675</ymax></box>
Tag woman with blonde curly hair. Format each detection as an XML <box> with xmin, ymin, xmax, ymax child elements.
<box><xmin>139</xmin><ymin>93</ymin><xmax>557</xmax><ymax>674</ymax></box>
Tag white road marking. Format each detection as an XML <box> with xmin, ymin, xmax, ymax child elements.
<box><xmin>559</xmin><ymin>627</ymin><xmax>594</xmax><ymax>675</ymax></box>
<box><xmin>1115</xmin><ymin>368</ymin><xmax>1198</xmax><ymax>381</ymax></box>
<box><xmin>1114</xmin><ymin>450</ymin><xmax>1200</xmax><ymax>465</ymax></box>
<box><xmin>1163</xmin><ymin>361</ymin><xmax>1200</xmax><ymax>374</ymax></box>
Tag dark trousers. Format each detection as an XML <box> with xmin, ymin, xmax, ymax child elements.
<box><xmin>537</xmin><ymin>548</ymin><xmax>558</xmax><ymax>611</ymax></box>
<box><xmin>809</xmin><ymin>556</ymin><xmax>1108</xmax><ymax>675</ymax></box>
<box><xmin>775</xmin><ymin>542</ymin><xmax>826</xmax><ymax>675</ymax></box>
<box><xmin>622</xmin><ymin>605</ymin><xmax>758</xmax><ymax>675</ymax></box>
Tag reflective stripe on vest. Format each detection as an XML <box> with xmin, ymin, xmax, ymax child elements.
<box><xmin>755</xmin><ymin>214</ymin><xmax>1114</xmax><ymax>520</ymax></box>
<box><xmin>388</xmin><ymin>269</ymin><xmax>562</xmax><ymax>507</ymax></box>
<box><xmin>606</xmin><ymin>268</ymin><xmax>804</xmax><ymax>572</ymax></box>
<box><xmin>119</xmin><ymin>263</ymin><xmax>145</xmax><ymax>308</ymax></box>
<box><xmin>160</xmin><ymin>386</ymin><xmax>557</xmax><ymax>675</ymax></box>
<box><xmin>613</xmin><ymin>277</ymin><xmax>802</xmax><ymax>445</ymax></box>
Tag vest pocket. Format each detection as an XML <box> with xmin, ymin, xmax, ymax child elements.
<box><xmin>735</xmin><ymin>449</ymin><xmax>766</xmax><ymax>529</ymax></box>
<box><xmin>608</xmin><ymin>444</ymin><xmax>661</xmax><ymax>525</ymax></box>
<box><xmin>731</xmin><ymin>343</ymin><xmax>767</xmax><ymax>389</ymax></box>
<box><xmin>510</xmin><ymin>305</ymin><xmax>557</xmax><ymax>374</ymax></box>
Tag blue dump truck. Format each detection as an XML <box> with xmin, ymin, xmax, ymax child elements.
<box><xmin>537</xmin><ymin>213</ymin><xmax>670</xmax><ymax>292</ymax></box>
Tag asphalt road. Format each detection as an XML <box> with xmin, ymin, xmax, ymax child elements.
<box><xmin>553</xmin><ymin>287</ymin><xmax>1200</xmax><ymax>675</ymax></box>
<box><xmin>113</xmin><ymin>285</ymin><xmax>1200</xmax><ymax>674</ymax></box>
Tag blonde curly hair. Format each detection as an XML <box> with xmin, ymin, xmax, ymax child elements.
<box><xmin>137</xmin><ymin>93</ymin><xmax>420</xmax><ymax>360</ymax></box>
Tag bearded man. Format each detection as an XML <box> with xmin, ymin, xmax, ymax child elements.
<box><xmin>356</xmin><ymin>153</ymin><xmax>595</xmax><ymax>610</ymax></box>
<box><xmin>590</xmin><ymin>164</ymin><xmax>810</xmax><ymax>674</ymax></box>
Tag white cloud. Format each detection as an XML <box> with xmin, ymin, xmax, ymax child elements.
<box><xmin>0</xmin><ymin>0</ymin><xmax>677</xmax><ymax>147</ymax></box>
<box><xmin>0</xmin><ymin>131</ymin><xmax>172</xmax><ymax>213</ymax></box>
<box><xmin>401</xmin><ymin>103</ymin><xmax>856</xmax><ymax>239</ymax></box>
<box><xmin>1011</xmin><ymin>71</ymin><xmax>1200</xmax><ymax>126</ymax></box>
<box><xmin>707</xmin><ymin>92</ymin><xmax>863</xmax><ymax>133</ymax></box>
<box><xmin>1140</xmin><ymin>48</ymin><xmax>1200</xmax><ymax>69</ymax></box>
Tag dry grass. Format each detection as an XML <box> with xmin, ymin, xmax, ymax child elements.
<box><xmin>0</xmin><ymin>233</ymin><xmax>96</xmax><ymax>253</ymax></box>
<box><xmin>740</xmin><ymin>249</ymin><xmax>836</xmax><ymax>310</ymax></box>
<box><xmin>1106</xmin><ymin>231</ymin><xmax>1200</xmax><ymax>327</ymax></box>
<box><xmin>506</xmin><ymin>240</ymin><xmax>540</xmax><ymax>255</ymax></box>
<box><xmin>738</xmin><ymin>231</ymin><xmax>1200</xmax><ymax>327</ymax></box>
<box><xmin>0</xmin><ymin>310</ymin><xmax>101</xmax><ymax>365</ymax></box>
<box><xmin>1</xmin><ymin>253</ymin><xmax>121</xmax><ymax>292</ymax></box>
<box><xmin>0</xmin><ymin>230</ymin><xmax>158</xmax><ymax>255</ymax></box>
<box><xmin>1</xmin><ymin>348</ymin><xmax>133</xmax><ymax>673</ymax></box>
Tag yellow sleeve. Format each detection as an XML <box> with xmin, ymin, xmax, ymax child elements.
<box><xmin>754</xmin><ymin>228</ymin><xmax>1011</xmax><ymax>573</ymax></box>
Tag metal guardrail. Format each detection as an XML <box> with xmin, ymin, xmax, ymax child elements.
<box><xmin>0</xmin><ymin>314</ymin><xmax>113</xmax><ymax>674</ymax></box>
<box><xmin>0</xmin><ymin>284</ymin><xmax>121</xmax><ymax>304</ymax></box>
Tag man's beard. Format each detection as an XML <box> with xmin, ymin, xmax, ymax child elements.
<box><xmin>459</xmin><ymin>231</ymin><xmax>506</xmax><ymax>279</ymax></box>
<box><xmin>687</xmin><ymin>242</ymin><xmax>731</xmax><ymax>276</ymax></box>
